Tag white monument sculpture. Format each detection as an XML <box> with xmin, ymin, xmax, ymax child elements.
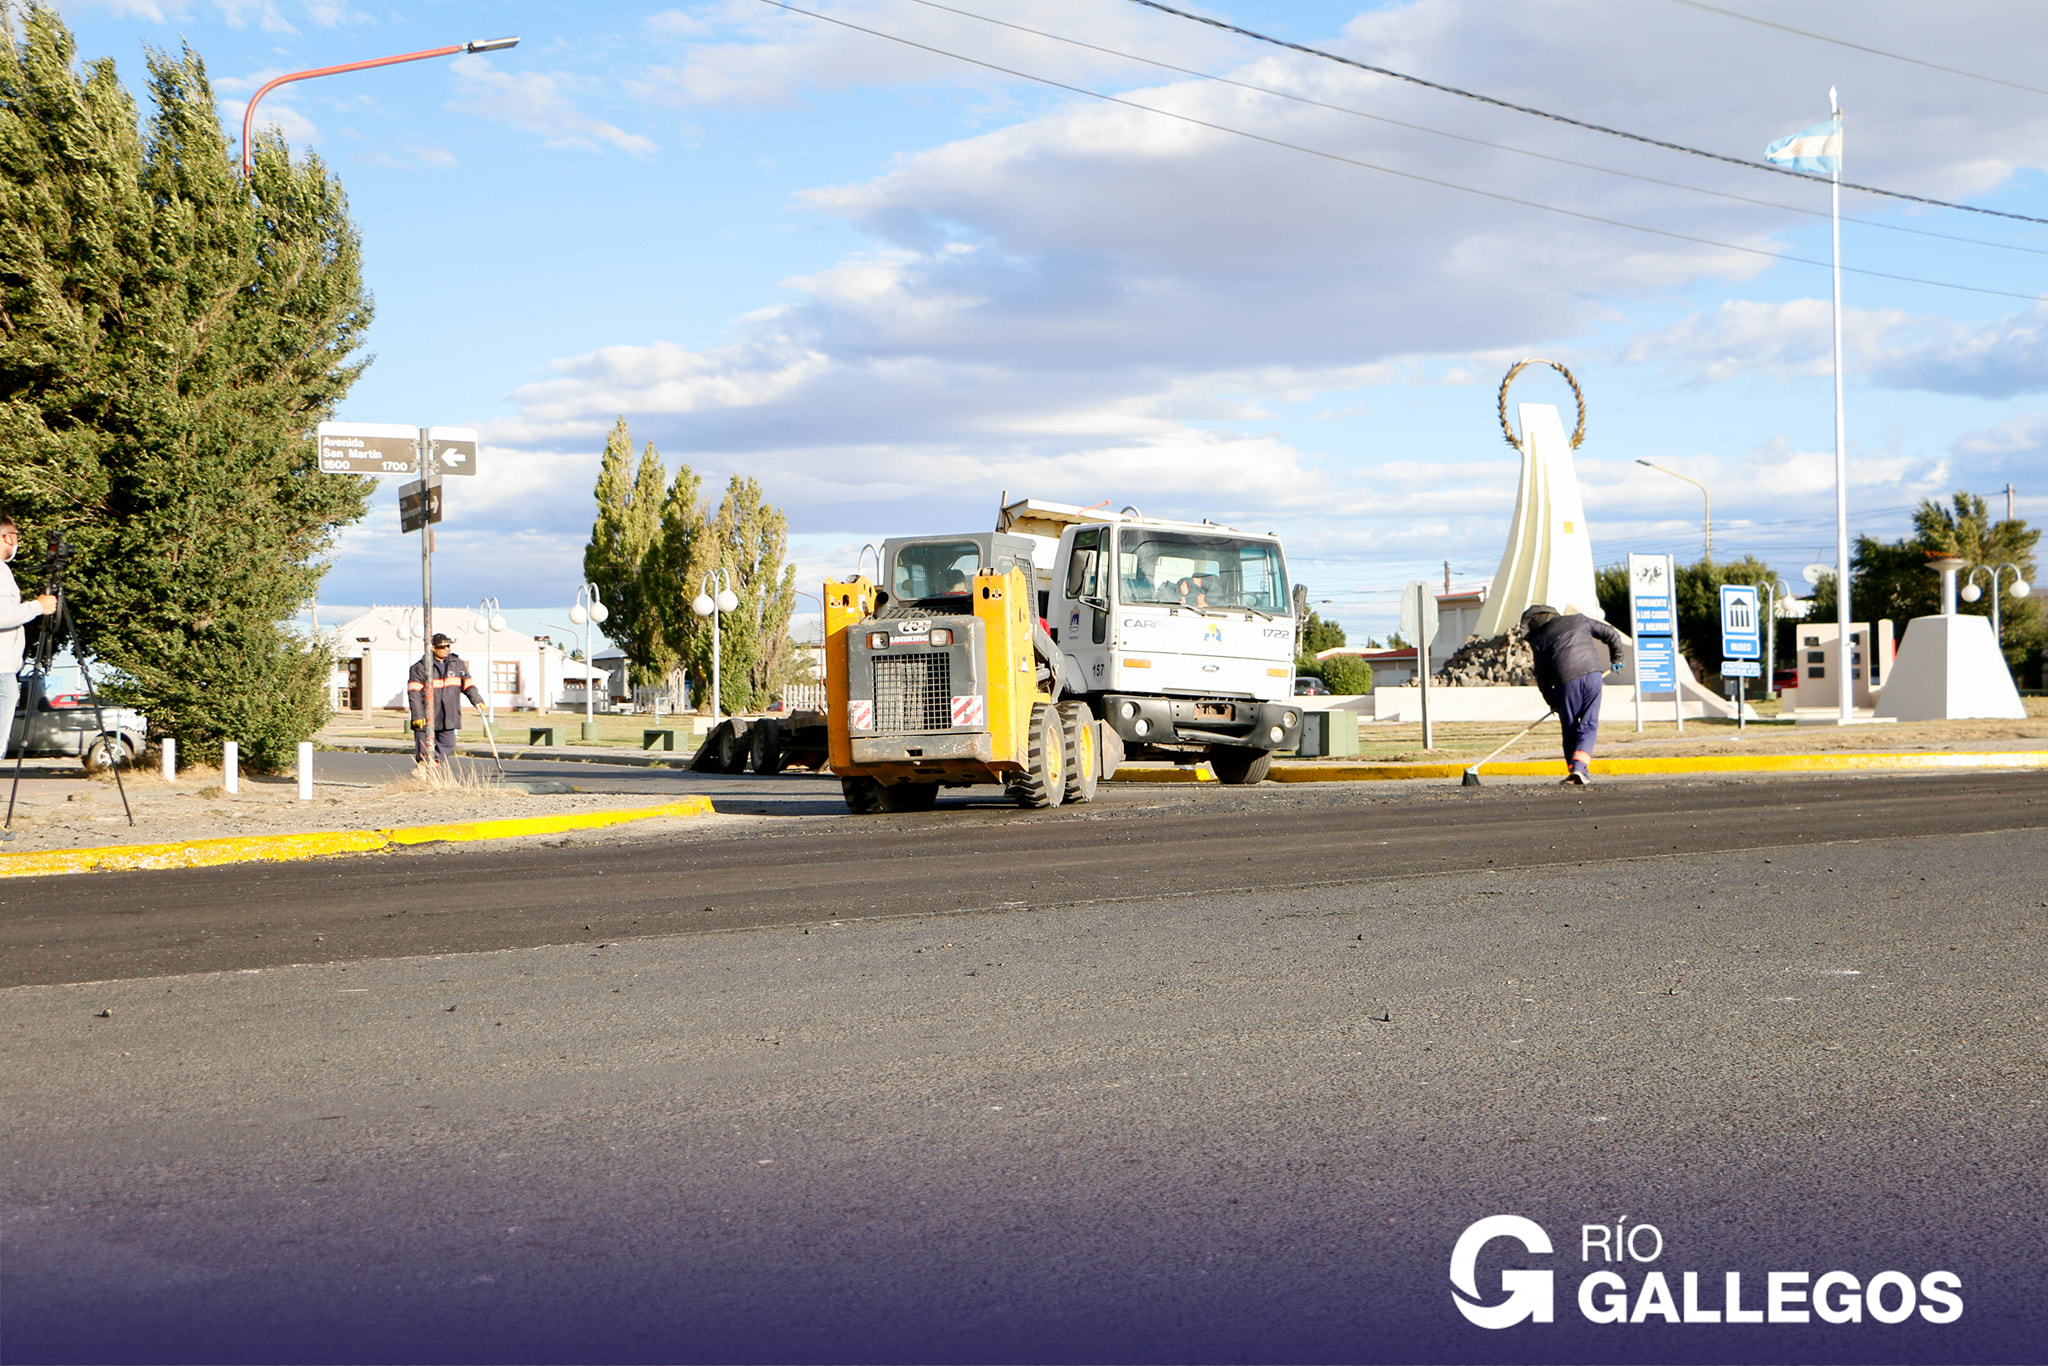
<box><xmin>1474</xmin><ymin>359</ymin><xmax>1604</xmax><ymax>638</ymax></box>
<box><xmin>1873</xmin><ymin>555</ymin><xmax>2027</xmax><ymax>721</ymax></box>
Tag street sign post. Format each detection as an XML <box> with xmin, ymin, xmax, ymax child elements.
<box><xmin>399</xmin><ymin>476</ymin><xmax>444</xmax><ymax>534</ymax></box>
<box><xmin>1719</xmin><ymin>584</ymin><xmax>1762</xmax><ymax>731</ymax></box>
<box><xmin>1400</xmin><ymin>582</ymin><xmax>1441</xmax><ymax>749</ymax></box>
<box><xmin>314</xmin><ymin>421</ymin><xmax>482</xmax><ymax>760</ymax></box>
<box><xmin>1628</xmin><ymin>552</ymin><xmax>1682</xmax><ymax>733</ymax></box>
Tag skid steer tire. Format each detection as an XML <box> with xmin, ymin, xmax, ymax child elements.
<box><xmin>1057</xmin><ymin>701</ymin><xmax>1097</xmax><ymax>804</ymax></box>
<box><xmin>880</xmin><ymin>782</ymin><xmax>940</xmax><ymax>813</ymax></box>
<box><xmin>840</xmin><ymin>776</ymin><xmax>887</xmax><ymax>814</ymax></box>
<box><xmin>1007</xmin><ymin>703</ymin><xmax>1065</xmax><ymax>809</ymax></box>
<box><xmin>749</xmin><ymin>718</ymin><xmax>786</xmax><ymax>774</ymax></box>
<box><xmin>1208</xmin><ymin>744</ymin><xmax>1274</xmax><ymax>786</ymax></box>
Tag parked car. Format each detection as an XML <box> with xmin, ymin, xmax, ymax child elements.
<box><xmin>6</xmin><ymin>670</ymin><xmax>146</xmax><ymax>771</ymax></box>
<box><xmin>1293</xmin><ymin>676</ymin><xmax>1332</xmax><ymax>696</ymax></box>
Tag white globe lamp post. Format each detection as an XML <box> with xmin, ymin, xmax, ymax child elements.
<box><xmin>692</xmin><ymin>570</ymin><xmax>740</xmax><ymax>725</ymax></box>
<box><xmin>568</xmin><ymin>583</ymin><xmax>610</xmax><ymax>741</ymax></box>
<box><xmin>473</xmin><ymin>596</ymin><xmax>508</xmax><ymax>720</ymax></box>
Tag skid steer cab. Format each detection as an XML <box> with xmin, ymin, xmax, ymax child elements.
<box><xmin>824</xmin><ymin>564</ymin><xmax>1115</xmax><ymax>814</ymax></box>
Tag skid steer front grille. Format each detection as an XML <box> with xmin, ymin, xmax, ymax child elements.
<box><xmin>872</xmin><ymin>653</ymin><xmax>953</xmax><ymax>733</ymax></box>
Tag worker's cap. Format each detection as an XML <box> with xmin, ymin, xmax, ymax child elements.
<box><xmin>430</xmin><ymin>633</ymin><xmax>453</xmax><ymax>646</ymax></box>
<box><xmin>1518</xmin><ymin>605</ymin><xmax>1558</xmax><ymax>627</ymax></box>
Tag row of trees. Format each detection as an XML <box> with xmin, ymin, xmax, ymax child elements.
<box><xmin>1594</xmin><ymin>492</ymin><xmax>2041</xmax><ymax>683</ymax></box>
<box><xmin>1</xmin><ymin>7</ymin><xmax>372</xmax><ymax>770</ymax></box>
<box><xmin>582</xmin><ymin>418</ymin><xmax>803</xmax><ymax>714</ymax></box>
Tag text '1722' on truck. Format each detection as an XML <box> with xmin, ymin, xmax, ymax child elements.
<box><xmin>823</xmin><ymin>500</ymin><xmax>1303</xmax><ymax>813</ymax></box>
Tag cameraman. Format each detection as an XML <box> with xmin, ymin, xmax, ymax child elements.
<box><xmin>1</xmin><ymin>515</ymin><xmax>60</xmax><ymax>762</ymax></box>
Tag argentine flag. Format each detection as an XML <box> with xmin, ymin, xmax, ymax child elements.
<box><xmin>1765</xmin><ymin>117</ymin><xmax>1842</xmax><ymax>175</ymax></box>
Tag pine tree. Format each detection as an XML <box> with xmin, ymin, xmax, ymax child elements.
<box><xmin>583</xmin><ymin>418</ymin><xmax>675</xmax><ymax>690</ymax></box>
<box><xmin>0</xmin><ymin>8</ymin><xmax>372</xmax><ymax>770</ymax></box>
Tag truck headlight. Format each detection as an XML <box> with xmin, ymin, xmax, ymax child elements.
<box><xmin>1282</xmin><ymin>710</ymin><xmax>1298</xmax><ymax>728</ymax></box>
<box><xmin>1119</xmin><ymin>701</ymin><xmax>1138</xmax><ymax>720</ymax></box>
<box><xmin>1133</xmin><ymin>718</ymin><xmax>1152</xmax><ymax>736</ymax></box>
<box><xmin>1270</xmin><ymin>725</ymin><xmax>1285</xmax><ymax>744</ymax></box>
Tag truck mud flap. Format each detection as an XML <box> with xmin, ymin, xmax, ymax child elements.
<box><xmin>1096</xmin><ymin>720</ymin><xmax>1125</xmax><ymax>779</ymax></box>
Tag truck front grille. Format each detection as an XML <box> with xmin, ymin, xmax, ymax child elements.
<box><xmin>872</xmin><ymin>653</ymin><xmax>952</xmax><ymax>733</ymax></box>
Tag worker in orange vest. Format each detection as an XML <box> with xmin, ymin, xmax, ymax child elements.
<box><xmin>408</xmin><ymin>633</ymin><xmax>485</xmax><ymax>768</ymax></box>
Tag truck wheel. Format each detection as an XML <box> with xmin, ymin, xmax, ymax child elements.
<box><xmin>840</xmin><ymin>776</ymin><xmax>887</xmax><ymax>814</ymax></box>
<box><xmin>1057</xmin><ymin>701</ymin><xmax>1097</xmax><ymax>804</ymax></box>
<box><xmin>1007</xmin><ymin>703</ymin><xmax>1065</xmax><ymax>809</ymax></box>
<box><xmin>749</xmin><ymin>719</ymin><xmax>786</xmax><ymax>774</ymax></box>
<box><xmin>880</xmin><ymin>782</ymin><xmax>940</xmax><ymax>812</ymax></box>
<box><xmin>715</xmin><ymin>722</ymin><xmax>750</xmax><ymax>774</ymax></box>
<box><xmin>1208</xmin><ymin>745</ymin><xmax>1273</xmax><ymax>785</ymax></box>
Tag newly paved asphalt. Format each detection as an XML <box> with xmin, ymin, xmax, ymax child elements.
<box><xmin>2</xmin><ymin>770</ymin><xmax>2044</xmax><ymax>1364</ymax></box>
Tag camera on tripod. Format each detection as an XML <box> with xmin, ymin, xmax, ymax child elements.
<box><xmin>36</xmin><ymin>536</ymin><xmax>72</xmax><ymax>598</ymax></box>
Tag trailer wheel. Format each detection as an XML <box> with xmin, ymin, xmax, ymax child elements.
<box><xmin>749</xmin><ymin>718</ymin><xmax>786</xmax><ymax>774</ymax></box>
<box><xmin>715</xmin><ymin>722</ymin><xmax>750</xmax><ymax>774</ymax></box>
<box><xmin>1057</xmin><ymin>701</ymin><xmax>1097</xmax><ymax>804</ymax></box>
<box><xmin>1208</xmin><ymin>745</ymin><xmax>1273</xmax><ymax>786</ymax></box>
<box><xmin>840</xmin><ymin>776</ymin><xmax>887</xmax><ymax>814</ymax></box>
<box><xmin>1007</xmin><ymin>703</ymin><xmax>1065</xmax><ymax>809</ymax></box>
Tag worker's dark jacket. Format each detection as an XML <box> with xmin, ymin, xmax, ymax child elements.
<box><xmin>407</xmin><ymin>655</ymin><xmax>486</xmax><ymax>729</ymax></box>
<box><xmin>1526</xmin><ymin>615</ymin><xmax>1628</xmax><ymax>710</ymax></box>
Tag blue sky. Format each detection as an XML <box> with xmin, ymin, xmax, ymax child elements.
<box><xmin>54</xmin><ymin>0</ymin><xmax>2048</xmax><ymax>639</ymax></box>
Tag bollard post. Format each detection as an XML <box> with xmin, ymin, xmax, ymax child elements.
<box><xmin>297</xmin><ymin>742</ymin><xmax>313</xmax><ymax>801</ymax></box>
<box><xmin>162</xmin><ymin>737</ymin><xmax>177</xmax><ymax>783</ymax></box>
<box><xmin>223</xmin><ymin>741</ymin><xmax>239</xmax><ymax>795</ymax></box>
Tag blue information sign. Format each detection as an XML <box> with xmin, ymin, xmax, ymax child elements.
<box><xmin>1719</xmin><ymin>584</ymin><xmax>1762</xmax><ymax>660</ymax></box>
<box><xmin>1628</xmin><ymin>553</ymin><xmax>1680</xmax><ymax>695</ymax></box>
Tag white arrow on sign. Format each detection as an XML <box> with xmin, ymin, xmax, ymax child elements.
<box><xmin>427</xmin><ymin>425</ymin><xmax>479</xmax><ymax>476</ymax></box>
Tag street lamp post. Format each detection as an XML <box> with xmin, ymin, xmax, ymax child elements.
<box><xmin>1759</xmin><ymin>579</ymin><xmax>1795</xmax><ymax>699</ymax></box>
<box><xmin>568</xmin><ymin>584</ymin><xmax>609</xmax><ymax>742</ymax></box>
<box><xmin>692</xmin><ymin>570</ymin><xmax>741</xmax><ymax>726</ymax></box>
<box><xmin>240</xmin><ymin>37</ymin><xmax>519</xmax><ymax>176</ymax></box>
<box><xmin>1962</xmin><ymin>564</ymin><xmax>2033</xmax><ymax>652</ymax></box>
<box><xmin>1638</xmin><ymin>460</ymin><xmax>1712</xmax><ymax>561</ymax></box>
<box><xmin>472</xmin><ymin>597</ymin><xmax>508</xmax><ymax>720</ymax></box>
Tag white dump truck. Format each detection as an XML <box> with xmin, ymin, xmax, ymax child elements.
<box><xmin>863</xmin><ymin>499</ymin><xmax>1302</xmax><ymax>787</ymax></box>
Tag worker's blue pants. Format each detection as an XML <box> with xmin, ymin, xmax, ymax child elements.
<box><xmin>1559</xmin><ymin>671</ymin><xmax>1605</xmax><ymax>772</ymax></box>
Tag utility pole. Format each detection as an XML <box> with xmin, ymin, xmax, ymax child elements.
<box><xmin>2007</xmin><ymin>483</ymin><xmax>2016</xmax><ymax>522</ymax></box>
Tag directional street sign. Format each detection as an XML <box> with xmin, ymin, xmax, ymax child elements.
<box><xmin>1722</xmin><ymin>660</ymin><xmax>1762</xmax><ymax>678</ymax></box>
<box><xmin>399</xmin><ymin>476</ymin><xmax>444</xmax><ymax>534</ymax></box>
<box><xmin>1720</xmin><ymin>584</ymin><xmax>1762</xmax><ymax>660</ymax></box>
<box><xmin>316</xmin><ymin>421</ymin><xmax>419</xmax><ymax>474</ymax></box>
<box><xmin>426</xmin><ymin>426</ymin><xmax>478</xmax><ymax>476</ymax></box>
<box><xmin>1398</xmin><ymin>580</ymin><xmax>1440</xmax><ymax>651</ymax></box>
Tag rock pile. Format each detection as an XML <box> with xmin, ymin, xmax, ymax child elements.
<box><xmin>1431</xmin><ymin>632</ymin><xmax>1536</xmax><ymax>686</ymax></box>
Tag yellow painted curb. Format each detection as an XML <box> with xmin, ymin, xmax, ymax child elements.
<box><xmin>0</xmin><ymin>797</ymin><xmax>716</xmax><ymax>881</ymax></box>
<box><xmin>1108</xmin><ymin>767</ymin><xmax>1217</xmax><ymax>783</ymax></box>
<box><xmin>1270</xmin><ymin>751</ymin><xmax>2048</xmax><ymax>782</ymax></box>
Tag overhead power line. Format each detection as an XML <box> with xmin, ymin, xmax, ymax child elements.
<box><xmin>1664</xmin><ymin>0</ymin><xmax>2048</xmax><ymax>98</ymax></box>
<box><xmin>901</xmin><ymin>0</ymin><xmax>2047</xmax><ymax>259</ymax></box>
<box><xmin>1122</xmin><ymin>0</ymin><xmax>2048</xmax><ymax>227</ymax></box>
<box><xmin>754</xmin><ymin>0</ymin><xmax>2044</xmax><ymax>302</ymax></box>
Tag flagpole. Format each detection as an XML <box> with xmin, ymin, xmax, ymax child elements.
<box><xmin>1829</xmin><ymin>87</ymin><xmax>1851</xmax><ymax>725</ymax></box>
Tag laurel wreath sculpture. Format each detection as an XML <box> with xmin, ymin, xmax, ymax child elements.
<box><xmin>1497</xmin><ymin>358</ymin><xmax>1586</xmax><ymax>450</ymax></box>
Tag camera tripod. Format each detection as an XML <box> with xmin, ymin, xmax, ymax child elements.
<box><xmin>5</xmin><ymin>541</ymin><xmax>133</xmax><ymax>834</ymax></box>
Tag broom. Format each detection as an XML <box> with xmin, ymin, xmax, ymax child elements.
<box><xmin>1461</xmin><ymin>711</ymin><xmax>1556</xmax><ymax>787</ymax></box>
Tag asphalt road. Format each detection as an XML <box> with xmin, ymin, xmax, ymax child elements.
<box><xmin>3</xmin><ymin>772</ymin><xmax>2045</xmax><ymax>1364</ymax></box>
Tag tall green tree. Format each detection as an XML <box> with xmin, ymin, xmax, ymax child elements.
<box><xmin>712</xmin><ymin>475</ymin><xmax>798</xmax><ymax>712</ymax></box>
<box><xmin>0</xmin><ymin>7</ymin><xmax>372</xmax><ymax>769</ymax></box>
<box><xmin>583</xmin><ymin>417</ymin><xmax>676</xmax><ymax>689</ymax></box>
<box><xmin>653</xmin><ymin>460</ymin><xmax>716</xmax><ymax>705</ymax></box>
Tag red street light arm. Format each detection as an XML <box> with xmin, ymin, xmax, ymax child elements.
<box><xmin>240</xmin><ymin>37</ymin><xmax>519</xmax><ymax>175</ymax></box>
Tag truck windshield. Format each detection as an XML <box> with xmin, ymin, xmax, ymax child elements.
<box><xmin>893</xmin><ymin>540</ymin><xmax>981</xmax><ymax>600</ymax></box>
<box><xmin>1119</xmin><ymin>530</ymin><xmax>1288</xmax><ymax>612</ymax></box>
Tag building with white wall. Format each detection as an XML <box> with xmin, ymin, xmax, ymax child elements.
<box><xmin>324</xmin><ymin>606</ymin><xmax>608</xmax><ymax>714</ymax></box>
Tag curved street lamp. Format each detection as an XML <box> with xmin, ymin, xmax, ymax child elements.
<box><xmin>1961</xmin><ymin>563</ymin><xmax>2033</xmax><ymax>649</ymax></box>
<box><xmin>568</xmin><ymin>583</ymin><xmax>609</xmax><ymax>741</ymax></box>
<box><xmin>692</xmin><ymin>570</ymin><xmax>741</xmax><ymax>726</ymax></box>
<box><xmin>240</xmin><ymin>37</ymin><xmax>520</xmax><ymax>176</ymax></box>
<box><xmin>1637</xmin><ymin>460</ymin><xmax>1712</xmax><ymax>562</ymax></box>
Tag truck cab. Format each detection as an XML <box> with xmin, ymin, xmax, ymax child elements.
<box><xmin>999</xmin><ymin>500</ymin><xmax>1303</xmax><ymax>784</ymax></box>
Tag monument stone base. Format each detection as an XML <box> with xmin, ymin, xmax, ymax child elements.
<box><xmin>1872</xmin><ymin>614</ymin><xmax>2026</xmax><ymax>721</ymax></box>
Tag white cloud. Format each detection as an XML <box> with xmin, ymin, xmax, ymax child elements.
<box><xmin>447</xmin><ymin>60</ymin><xmax>657</xmax><ymax>156</ymax></box>
<box><xmin>61</xmin><ymin>0</ymin><xmax>356</xmax><ymax>31</ymax></box>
